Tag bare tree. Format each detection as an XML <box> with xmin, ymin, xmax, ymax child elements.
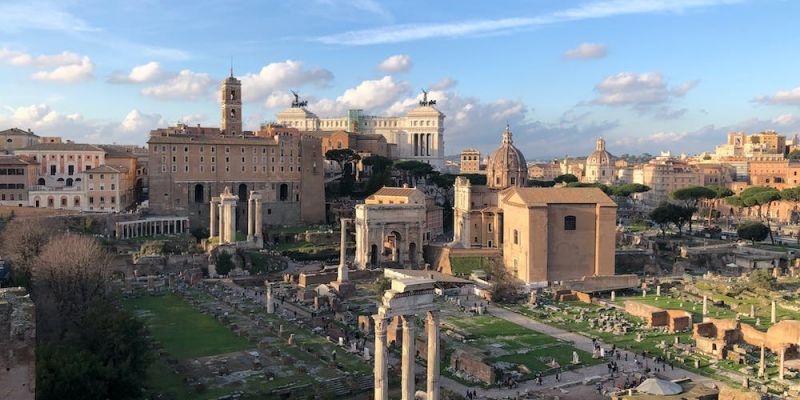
<box><xmin>32</xmin><ymin>233</ymin><xmax>112</xmax><ymax>336</ymax></box>
<box><xmin>0</xmin><ymin>217</ymin><xmax>60</xmax><ymax>287</ymax></box>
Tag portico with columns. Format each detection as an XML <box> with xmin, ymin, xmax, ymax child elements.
<box><xmin>209</xmin><ymin>186</ymin><xmax>264</xmax><ymax>247</ymax></box>
<box><xmin>373</xmin><ymin>278</ymin><xmax>440</xmax><ymax>400</ymax></box>
<box><xmin>115</xmin><ymin>216</ymin><xmax>190</xmax><ymax>239</ymax></box>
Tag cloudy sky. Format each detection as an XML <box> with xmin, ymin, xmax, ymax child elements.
<box><xmin>1</xmin><ymin>0</ymin><xmax>800</xmax><ymax>159</ymax></box>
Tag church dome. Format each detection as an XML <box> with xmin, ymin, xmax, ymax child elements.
<box><xmin>587</xmin><ymin>137</ymin><xmax>612</xmax><ymax>166</ymax></box>
<box><xmin>486</xmin><ymin>125</ymin><xmax>527</xmax><ymax>189</ymax></box>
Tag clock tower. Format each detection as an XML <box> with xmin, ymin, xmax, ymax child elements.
<box><xmin>221</xmin><ymin>69</ymin><xmax>242</xmax><ymax>135</ymax></box>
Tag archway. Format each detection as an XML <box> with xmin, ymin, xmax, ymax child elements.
<box><xmin>34</xmin><ymin>196</ymin><xmax>40</xmax><ymax>208</ymax></box>
<box><xmin>408</xmin><ymin>242</ymin><xmax>417</xmax><ymax>263</ymax></box>
<box><xmin>279</xmin><ymin>184</ymin><xmax>288</xmax><ymax>201</ymax></box>
<box><xmin>388</xmin><ymin>231</ymin><xmax>402</xmax><ymax>262</ymax></box>
<box><xmin>238</xmin><ymin>184</ymin><xmax>248</xmax><ymax>201</ymax></box>
<box><xmin>66</xmin><ymin>178</ymin><xmax>73</xmax><ymax>187</ymax></box>
<box><xmin>194</xmin><ymin>184</ymin><xmax>204</xmax><ymax>203</ymax></box>
<box><xmin>370</xmin><ymin>244</ymin><xmax>378</xmax><ymax>266</ymax></box>
<box><xmin>37</xmin><ymin>178</ymin><xmax>45</xmax><ymax>186</ymax></box>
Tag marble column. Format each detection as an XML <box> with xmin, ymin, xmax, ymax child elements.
<box><xmin>401</xmin><ymin>315</ymin><xmax>416</xmax><ymax>400</ymax></box>
<box><xmin>656</xmin><ymin>285</ymin><xmax>661</xmax><ymax>296</ymax></box>
<box><xmin>703</xmin><ymin>296</ymin><xmax>708</xmax><ymax>316</ymax></box>
<box><xmin>759</xmin><ymin>343</ymin><xmax>765</xmax><ymax>378</ymax></box>
<box><xmin>611</xmin><ymin>291</ymin><xmax>616</xmax><ymax>302</ymax></box>
<box><xmin>771</xmin><ymin>300</ymin><xmax>777</xmax><ymax>324</ymax></box>
<box><xmin>247</xmin><ymin>197</ymin><xmax>254</xmax><ymax>242</ymax></box>
<box><xmin>338</xmin><ymin>218</ymin><xmax>349</xmax><ymax>282</ymax></box>
<box><xmin>227</xmin><ymin>202</ymin><xmax>237</xmax><ymax>242</ymax></box>
<box><xmin>254</xmin><ymin>196</ymin><xmax>262</xmax><ymax>238</ymax></box>
<box><xmin>373</xmin><ymin>316</ymin><xmax>388</xmax><ymax>400</ymax></box>
<box><xmin>219</xmin><ymin>203</ymin><xmax>226</xmax><ymax>243</ymax></box>
<box><xmin>426</xmin><ymin>311</ymin><xmax>440</xmax><ymax>400</ymax></box>
<box><xmin>266</xmin><ymin>281</ymin><xmax>274</xmax><ymax>314</ymax></box>
<box><xmin>780</xmin><ymin>347</ymin><xmax>786</xmax><ymax>380</ymax></box>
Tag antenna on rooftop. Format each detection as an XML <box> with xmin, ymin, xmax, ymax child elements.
<box><xmin>229</xmin><ymin>56</ymin><xmax>233</xmax><ymax>77</ymax></box>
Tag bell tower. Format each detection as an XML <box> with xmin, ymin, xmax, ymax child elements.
<box><xmin>221</xmin><ymin>69</ymin><xmax>242</xmax><ymax>135</ymax></box>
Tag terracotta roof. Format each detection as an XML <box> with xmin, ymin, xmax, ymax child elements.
<box><xmin>98</xmin><ymin>145</ymin><xmax>141</xmax><ymax>158</ymax></box>
<box><xmin>148</xmin><ymin>134</ymin><xmax>280</xmax><ymax>145</ymax></box>
<box><xmin>1</xmin><ymin>128</ymin><xmax>38</xmax><ymax>137</ymax></box>
<box><xmin>0</xmin><ymin>155</ymin><xmax>37</xmax><ymax>165</ymax></box>
<box><xmin>502</xmin><ymin>186</ymin><xmax>616</xmax><ymax>206</ymax></box>
<box><xmin>85</xmin><ymin>165</ymin><xmax>122</xmax><ymax>174</ymax></box>
<box><xmin>371</xmin><ymin>186</ymin><xmax>421</xmax><ymax>197</ymax></box>
<box><xmin>18</xmin><ymin>142</ymin><xmax>104</xmax><ymax>152</ymax></box>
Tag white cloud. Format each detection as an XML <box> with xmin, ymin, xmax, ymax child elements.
<box><xmin>264</xmin><ymin>91</ymin><xmax>295</xmax><ymax>109</ymax></box>
<box><xmin>240</xmin><ymin>60</ymin><xmax>333</xmax><ymax>102</ymax></box>
<box><xmin>592</xmin><ymin>72</ymin><xmax>697</xmax><ymax>116</ymax></box>
<box><xmin>754</xmin><ymin>86</ymin><xmax>800</xmax><ymax>106</ymax></box>
<box><xmin>108</xmin><ymin>61</ymin><xmax>165</xmax><ymax>84</ymax></box>
<box><xmin>30</xmin><ymin>56</ymin><xmax>94</xmax><ymax>83</ymax></box>
<box><xmin>773</xmin><ymin>113</ymin><xmax>798</xmax><ymax>126</ymax></box>
<box><xmin>316</xmin><ymin>0</ymin><xmax>742</xmax><ymax>45</ymax></box>
<box><xmin>0</xmin><ymin>48</ymin><xmax>94</xmax><ymax>83</ymax></box>
<box><xmin>563</xmin><ymin>43</ymin><xmax>608</xmax><ymax>59</ymax></box>
<box><xmin>120</xmin><ymin>110</ymin><xmax>165</xmax><ymax>132</ymax></box>
<box><xmin>335</xmin><ymin>76</ymin><xmax>409</xmax><ymax>111</ymax></box>
<box><xmin>141</xmin><ymin>70</ymin><xmax>213</xmax><ymax>100</ymax></box>
<box><xmin>430</xmin><ymin>78</ymin><xmax>458</xmax><ymax>91</ymax></box>
<box><xmin>377</xmin><ymin>54</ymin><xmax>412</xmax><ymax>73</ymax></box>
<box><xmin>0</xmin><ymin>2</ymin><xmax>96</xmax><ymax>33</ymax></box>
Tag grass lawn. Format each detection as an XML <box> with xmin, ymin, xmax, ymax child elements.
<box><xmin>127</xmin><ymin>293</ymin><xmax>253</xmax><ymax>359</ymax></box>
<box><xmin>445</xmin><ymin>315</ymin><xmax>600</xmax><ymax>381</ymax></box>
<box><xmin>449</xmin><ymin>256</ymin><xmax>486</xmax><ymax>276</ymax></box>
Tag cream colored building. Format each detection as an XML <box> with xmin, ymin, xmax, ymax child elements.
<box><xmin>451</xmin><ymin>127</ymin><xmax>618</xmax><ymax>287</ymax></box>
<box><xmin>277</xmin><ymin>95</ymin><xmax>445</xmax><ymax>169</ymax></box>
<box><xmin>714</xmin><ymin>131</ymin><xmax>787</xmax><ymax>159</ymax></box>
<box><xmin>1</xmin><ymin>128</ymin><xmax>39</xmax><ymax>155</ymax></box>
<box><xmin>354</xmin><ymin>186</ymin><xmax>427</xmax><ymax>268</ymax></box>
<box><xmin>634</xmin><ymin>153</ymin><xmax>704</xmax><ymax>205</ymax></box>
<box><xmin>584</xmin><ymin>138</ymin><xmax>616</xmax><ymax>184</ymax></box>
<box><xmin>459</xmin><ymin>149</ymin><xmax>482</xmax><ymax>174</ymax></box>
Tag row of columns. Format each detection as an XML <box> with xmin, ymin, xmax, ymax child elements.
<box><xmin>373</xmin><ymin>311</ymin><xmax>440</xmax><ymax>400</ymax></box>
<box><xmin>116</xmin><ymin>218</ymin><xmax>189</xmax><ymax>239</ymax></box>
<box><xmin>210</xmin><ymin>187</ymin><xmax>264</xmax><ymax>245</ymax></box>
<box><xmin>412</xmin><ymin>133</ymin><xmax>434</xmax><ymax>157</ymax></box>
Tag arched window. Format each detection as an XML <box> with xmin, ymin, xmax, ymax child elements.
<box><xmin>66</xmin><ymin>178</ymin><xmax>73</xmax><ymax>187</ymax></box>
<box><xmin>37</xmin><ymin>178</ymin><xmax>45</xmax><ymax>185</ymax></box>
<box><xmin>564</xmin><ymin>215</ymin><xmax>577</xmax><ymax>231</ymax></box>
<box><xmin>238</xmin><ymin>184</ymin><xmax>248</xmax><ymax>202</ymax></box>
<box><xmin>279</xmin><ymin>184</ymin><xmax>288</xmax><ymax>201</ymax></box>
<box><xmin>194</xmin><ymin>184</ymin><xmax>204</xmax><ymax>203</ymax></box>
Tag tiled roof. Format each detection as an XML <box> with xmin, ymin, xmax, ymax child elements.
<box><xmin>503</xmin><ymin>186</ymin><xmax>616</xmax><ymax>206</ymax></box>
<box><xmin>85</xmin><ymin>165</ymin><xmax>122</xmax><ymax>174</ymax></box>
<box><xmin>18</xmin><ymin>143</ymin><xmax>104</xmax><ymax>152</ymax></box>
<box><xmin>371</xmin><ymin>187</ymin><xmax>421</xmax><ymax>197</ymax></box>
<box><xmin>0</xmin><ymin>128</ymin><xmax>37</xmax><ymax>136</ymax></box>
<box><xmin>0</xmin><ymin>155</ymin><xmax>37</xmax><ymax>165</ymax></box>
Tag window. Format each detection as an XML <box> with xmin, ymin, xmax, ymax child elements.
<box><xmin>50</xmin><ymin>165</ymin><xmax>56</xmax><ymax>175</ymax></box>
<box><xmin>513</xmin><ymin>230</ymin><xmax>519</xmax><ymax>245</ymax></box>
<box><xmin>564</xmin><ymin>216</ymin><xmax>577</xmax><ymax>231</ymax></box>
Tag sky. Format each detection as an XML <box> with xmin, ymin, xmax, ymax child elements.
<box><xmin>2</xmin><ymin>0</ymin><xmax>800</xmax><ymax>160</ymax></box>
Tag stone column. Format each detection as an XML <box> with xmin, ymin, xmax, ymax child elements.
<box><xmin>338</xmin><ymin>218</ymin><xmax>349</xmax><ymax>282</ymax></box>
<box><xmin>219</xmin><ymin>203</ymin><xmax>226</xmax><ymax>243</ymax></box>
<box><xmin>771</xmin><ymin>300</ymin><xmax>777</xmax><ymax>324</ymax></box>
<box><xmin>611</xmin><ymin>291</ymin><xmax>616</xmax><ymax>302</ymax></box>
<box><xmin>426</xmin><ymin>311</ymin><xmax>440</xmax><ymax>400</ymax></box>
<box><xmin>254</xmin><ymin>196</ymin><xmax>263</xmax><ymax>238</ymax></box>
<box><xmin>750</xmin><ymin>304</ymin><xmax>755</xmax><ymax>318</ymax></box>
<box><xmin>703</xmin><ymin>296</ymin><xmax>708</xmax><ymax>316</ymax></box>
<box><xmin>759</xmin><ymin>343</ymin><xmax>765</xmax><ymax>378</ymax></box>
<box><xmin>401</xmin><ymin>315</ymin><xmax>416</xmax><ymax>400</ymax></box>
<box><xmin>779</xmin><ymin>347</ymin><xmax>786</xmax><ymax>380</ymax></box>
<box><xmin>373</xmin><ymin>316</ymin><xmax>388</xmax><ymax>400</ymax></box>
<box><xmin>266</xmin><ymin>281</ymin><xmax>274</xmax><ymax>314</ymax></box>
<box><xmin>247</xmin><ymin>197</ymin><xmax>254</xmax><ymax>242</ymax></box>
<box><xmin>227</xmin><ymin>202</ymin><xmax>237</xmax><ymax>242</ymax></box>
<box><xmin>656</xmin><ymin>285</ymin><xmax>661</xmax><ymax>296</ymax></box>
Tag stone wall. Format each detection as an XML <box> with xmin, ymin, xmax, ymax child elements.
<box><xmin>450</xmin><ymin>349</ymin><xmax>495</xmax><ymax>385</ymax></box>
<box><xmin>298</xmin><ymin>269</ymin><xmax>380</xmax><ymax>287</ymax></box>
<box><xmin>0</xmin><ymin>287</ymin><xmax>35</xmax><ymax>400</ymax></box>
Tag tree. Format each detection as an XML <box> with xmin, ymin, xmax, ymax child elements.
<box><xmin>782</xmin><ymin>187</ymin><xmax>800</xmax><ymax>243</ymax></box>
<box><xmin>737</xmin><ymin>222</ymin><xmax>770</xmax><ymax>245</ymax></box>
<box><xmin>527</xmin><ymin>180</ymin><xmax>556</xmax><ymax>188</ymax></box>
<box><xmin>0</xmin><ymin>217</ymin><xmax>59</xmax><ymax>288</ymax></box>
<box><xmin>788</xmin><ymin>149</ymin><xmax>800</xmax><ymax>160</ymax></box>
<box><xmin>325</xmin><ymin>149</ymin><xmax>361</xmax><ymax>194</ymax></box>
<box><xmin>609</xmin><ymin>183</ymin><xmax>651</xmax><ymax>198</ymax></box>
<box><xmin>670</xmin><ymin>186</ymin><xmax>716</xmax><ymax>232</ymax></box>
<box><xmin>649</xmin><ymin>202</ymin><xmax>692</xmax><ymax>236</ymax></box>
<box><xmin>459</xmin><ymin>173</ymin><xmax>487</xmax><ymax>185</ymax></box>
<box><xmin>725</xmin><ymin>195</ymin><xmax>745</xmax><ymax>225</ymax></box>
<box><xmin>216</xmin><ymin>252</ymin><xmax>234</xmax><ymax>276</ymax></box>
<box><xmin>553</xmin><ymin>174</ymin><xmax>578</xmax><ymax>184</ymax></box>
<box><xmin>394</xmin><ymin>160</ymin><xmax>434</xmax><ymax>185</ymax></box>
<box><xmin>566</xmin><ymin>182</ymin><xmax>611</xmax><ymax>195</ymax></box>
<box><xmin>739</xmin><ymin>186</ymin><xmax>781</xmax><ymax>244</ymax></box>
<box><xmin>704</xmin><ymin>185</ymin><xmax>734</xmax><ymax>224</ymax></box>
<box><xmin>363</xmin><ymin>155</ymin><xmax>394</xmax><ymax>195</ymax></box>
<box><xmin>32</xmin><ymin>233</ymin><xmax>112</xmax><ymax>337</ymax></box>
<box><xmin>361</xmin><ymin>155</ymin><xmax>392</xmax><ymax>174</ymax></box>
<box><xmin>650</xmin><ymin>203</ymin><xmax>673</xmax><ymax>237</ymax></box>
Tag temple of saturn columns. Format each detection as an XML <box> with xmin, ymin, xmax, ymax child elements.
<box><xmin>373</xmin><ymin>278</ymin><xmax>440</xmax><ymax>400</ymax></box>
<box><xmin>115</xmin><ymin>216</ymin><xmax>189</xmax><ymax>239</ymax></box>
<box><xmin>209</xmin><ymin>187</ymin><xmax>263</xmax><ymax>247</ymax></box>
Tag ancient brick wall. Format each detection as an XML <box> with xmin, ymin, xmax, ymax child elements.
<box><xmin>450</xmin><ymin>349</ymin><xmax>495</xmax><ymax>384</ymax></box>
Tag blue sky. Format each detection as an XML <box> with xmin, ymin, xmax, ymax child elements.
<box><xmin>2</xmin><ymin>0</ymin><xmax>800</xmax><ymax>159</ymax></box>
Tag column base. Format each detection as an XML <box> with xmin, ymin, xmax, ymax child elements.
<box><xmin>330</xmin><ymin>280</ymin><xmax>355</xmax><ymax>298</ymax></box>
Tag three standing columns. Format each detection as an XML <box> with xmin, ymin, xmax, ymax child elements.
<box><xmin>374</xmin><ymin>311</ymin><xmax>440</xmax><ymax>400</ymax></box>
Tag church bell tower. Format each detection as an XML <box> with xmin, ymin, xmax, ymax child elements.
<box><xmin>221</xmin><ymin>69</ymin><xmax>242</xmax><ymax>135</ymax></box>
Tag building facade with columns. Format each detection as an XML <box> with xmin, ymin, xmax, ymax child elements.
<box><xmin>147</xmin><ymin>73</ymin><xmax>325</xmax><ymax>232</ymax></box>
<box><xmin>276</xmin><ymin>95</ymin><xmax>445</xmax><ymax>169</ymax></box>
<box><xmin>451</xmin><ymin>126</ymin><xmax>618</xmax><ymax>286</ymax></box>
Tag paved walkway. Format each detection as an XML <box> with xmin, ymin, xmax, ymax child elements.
<box><xmin>436</xmin><ymin>305</ymin><xmax>717</xmax><ymax>399</ymax></box>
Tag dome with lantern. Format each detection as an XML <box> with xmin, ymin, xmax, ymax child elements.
<box><xmin>486</xmin><ymin>125</ymin><xmax>527</xmax><ymax>189</ymax></box>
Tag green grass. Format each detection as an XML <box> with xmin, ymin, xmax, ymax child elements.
<box><xmin>449</xmin><ymin>256</ymin><xmax>485</xmax><ymax>275</ymax></box>
<box><xmin>445</xmin><ymin>315</ymin><xmax>600</xmax><ymax>380</ymax></box>
<box><xmin>127</xmin><ymin>293</ymin><xmax>253</xmax><ymax>359</ymax></box>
